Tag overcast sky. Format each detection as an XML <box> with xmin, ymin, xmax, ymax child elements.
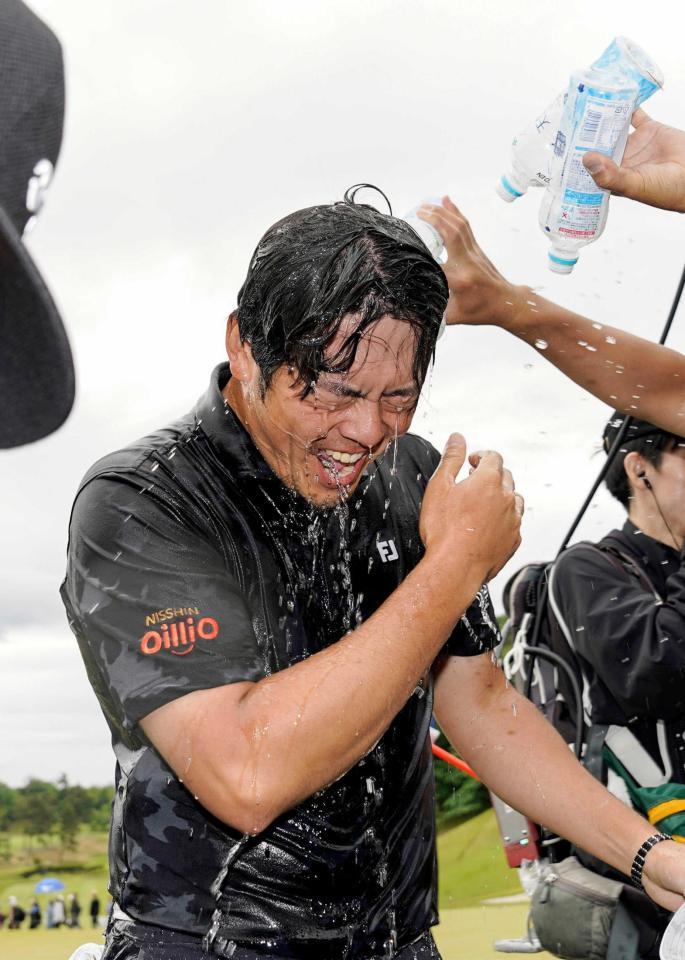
<box><xmin>2</xmin><ymin>0</ymin><xmax>684</xmax><ymax>787</ymax></box>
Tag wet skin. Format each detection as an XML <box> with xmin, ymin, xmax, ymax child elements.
<box><xmin>627</xmin><ymin>443</ymin><xmax>685</xmax><ymax>549</ymax></box>
<box><xmin>224</xmin><ymin>313</ymin><xmax>421</xmax><ymax>507</ymax></box>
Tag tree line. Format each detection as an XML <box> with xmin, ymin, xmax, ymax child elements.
<box><xmin>0</xmin><ymin>776</ymin><xmax>112</xmax><ymax>857</ymax></box>
<box><xmin>0</xmin><ymin>757</ymin><xmax>486</xmax><ymax>860</ymax></box>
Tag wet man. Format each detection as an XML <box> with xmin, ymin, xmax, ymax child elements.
<box><xmin>63</xmin><ymin>194</ymin><xmax>685</xmax><ymax>960</ymax></box>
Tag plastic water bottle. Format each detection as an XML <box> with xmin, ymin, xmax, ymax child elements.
<box><xmin>539</xmin><ymin>66</ymin><xmax>639</xmax><ymax>273</ymax></box>
<box><xmin>403</xmin><ymin>199</ymin><xmax>446</xmax><ymax>261</ymax></box>
<box><xmin>403</xmin><ymin>200</ymin><xmax>447</xmax><ymax>339</ymax></box>
<box><xmin>496</xmin><ymin>37</ymin><xmax>663</xmax><ymax>203</ymax></box>
<box><xmin>495</xmin><ymin>92</ymin><xmax>565</xmax><ymax>202</ymax></box>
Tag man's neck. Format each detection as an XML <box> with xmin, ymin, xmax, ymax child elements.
<box><xmin>627</xmin><ymin>504</ymin><xmax>682</xmax><ymax>552</ymax></box>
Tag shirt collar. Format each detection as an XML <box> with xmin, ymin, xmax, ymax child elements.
<box><xmin>194</xmin><ymin>362</ymin><xmax>275</xmax><ymax>481</ymax></box>
<box><xmin>618</xmin><ymin>518</ymin><xmax>680</xmax><ymax>572</ymax></box>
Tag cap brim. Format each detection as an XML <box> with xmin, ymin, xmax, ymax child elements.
<box><xmin>0</xmin><ymin>204</ymin><xmax>74</xmax><ymax>448</ymax></box>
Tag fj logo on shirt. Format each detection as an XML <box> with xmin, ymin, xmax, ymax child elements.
<box><xmin>140</xmin><ymin>615</ymin><xmax>219</xmax><ymax>657</ymax></box>
<box><xmin>376</xmin><ymin>539</ymin><xmax>398</xmax><ymax>563</ymax></box>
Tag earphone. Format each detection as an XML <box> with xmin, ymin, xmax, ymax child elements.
<box><xmin>637</xmin><ymin>468</ymin><xmax>679</xmax><ymax>550</ymax></box>
<box><xmin>637</xmin><ymin>470</ymin><xmax>652</xmax><ymax>490</ymax></box>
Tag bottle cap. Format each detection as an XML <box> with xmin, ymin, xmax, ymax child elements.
<box><xmin>495</xmin><ymin>174</ymin><xmax>525</xmax><ymax>203</ymax></box>
<box><xmin>548</xmin><ymin>248</ymin><xmax>579</xmax><ymax>274</ymax></box>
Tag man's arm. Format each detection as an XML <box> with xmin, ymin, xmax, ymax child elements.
<box><xmin>433</xmin><ymin>652</ymin><xmax>685</xmax><ymax>911</ymax></box>
<box><xmin>142</xmin><ymin>437</ymin><xmax>523</xmax><ymax>835</ymax></box>
<box><xmin>418</xmin><ymin>199</ymin><xmax>685</xmax><ymax>437</ymax></box>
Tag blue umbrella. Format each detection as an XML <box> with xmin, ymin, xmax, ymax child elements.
<box><xmin>34</xmin><ymin>877</ymin><xmax>64</xmax><ymax>894</ymax></box>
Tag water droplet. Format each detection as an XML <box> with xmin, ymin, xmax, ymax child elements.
<box><xmin>534</xmin><ymin>338</ymin><xmax>548</xmax><ymax>351</ymax></box>
<box><xmin>605</xmin><ymin>335</ymin><xmax>617</xmax><ymax>345</ymax></box>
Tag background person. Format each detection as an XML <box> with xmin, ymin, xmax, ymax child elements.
<box><xmin>69</xmin><ymin>892</ymin><xmax>82</xmax><ymax>928</ymax></box>
<box><xmin>89</xmin><ymin>891</ymin><xmax>100</xmax><ymax>929</ymax></box>
<box><xmin>53</xmin><ymin>893</ymin><xmax>66</xmax><ymax>928</ymax></box>
<box><xmin>7</xmin><ymin>894</ymin><xmax>25</xmax><ymax>928</ymax></box>
<box><xmin>541</xmin><ymin>413</ymin><xmax>685</xmax><ymax>957</ymax></box>
<box><xmin>29</xmin><ymin>897</ymin><xmax>42</xmax><ymax>928</ymax></box>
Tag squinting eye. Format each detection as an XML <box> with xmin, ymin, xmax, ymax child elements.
<box><xmin>380</xmin><ymin>399</ymin><xmax>417</xmax><ymax>415</ymax></box>
<box><xmin>310</xmin><ymin>388</ymin><xmax>354</xmax><ymax>411</ymax></box>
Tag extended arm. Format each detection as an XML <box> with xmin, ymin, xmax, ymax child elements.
<box><xmin>418</xmin><ymin>199</ymin><xmax>685</xmax><ymax>436</ymax></box>
<box><xmin>142</xmin><ymin>438</ymin><xmax>523</xmax><ymax>834</ymax></box>
<box><xmin>433</xmin><ymin>652</ymin><xmax>685</xmax><ymax>911</ymax></box>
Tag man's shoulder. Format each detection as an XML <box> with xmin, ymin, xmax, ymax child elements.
<box><xmin>80</xmin><ymin>414</ymin><xmax>195</xmax><ymax>490</ymax></box>
<box><xmin>69</xmin><ymin>411</ymin><xmax>199</xmax><ymax>539</ymax></box>
<box><xmin>393</xmin><ymin>431</ymin><xmax>440</xmax><ymax>476</ymax></box>
<box><xmin>553</xmin><ymin>536</ymin><xmax>630</xmax><ymax>591</ymax></box>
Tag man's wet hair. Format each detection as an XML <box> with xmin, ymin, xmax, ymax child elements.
<box><xmin>603</xmin><ymin>413</ymin><xmax>685</xmax><ymax>508</ymax></box>
<box><xmin>235</xmin><ymin>185</ymin><xmax>449</xmax><ymax>395</ymax></box>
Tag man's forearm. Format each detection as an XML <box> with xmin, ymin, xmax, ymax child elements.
<box><xmin>150</xmin><ymin>548</ymin><xmax>487</xmax><ymax>835</ymax></box>
<box><xmin>435</xmin><ymin>658</ymin><xmax>654</xmax><ymax>878</ymax></box>
<box><xmin>231</xmin><ymin>550</ymin><xmax>483</xmax><ymax>829</ymax></box>
<box><xmin>500</xmin><ymin>285</ymin><xmax>685</xmax><ymax>436</ymax></box>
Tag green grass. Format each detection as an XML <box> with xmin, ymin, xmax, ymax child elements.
<box><xmin>437</xmin><ymin>807</ymin><xmax>524</xmax><ymax>908</ymax></box>
<box><xmin>0</xmin><ymin>906</ymin><xmax>551</xmax><ymax>960</ymax></box>
<box><xmin>0</xmin><ymin>811</ymin><xmax>543</xmax><ymax>959</ymax></box>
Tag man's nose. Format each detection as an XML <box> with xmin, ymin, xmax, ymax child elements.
<box><xmin>342</xmin><ymin>398</ymin><xmax>388</xmax><ymax>450</ymax></box>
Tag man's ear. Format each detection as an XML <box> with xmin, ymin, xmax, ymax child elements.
<box><xmin>623</xmin><ymin>450</ymin><xmax>645</xmax><ymax>490</ymax></box>
<box><xmin>225</xmin><ymin>310</ymin><xmax>255</xmax><ymax>383</ymax></box>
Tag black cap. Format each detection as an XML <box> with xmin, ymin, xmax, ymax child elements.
<box><xmin>602</xmin><ymin>412</ymin><xmax>671</xmax><ymax>454</ymax></box>
<box><xmin>0</xmin><ymin>0</ymin><xmax>73</xmax><ymax>449</ymax></box>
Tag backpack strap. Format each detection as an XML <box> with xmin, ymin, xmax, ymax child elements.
<box><xmin>595</xmin><ymin>541</ymin><xmax>663</xmax><ymax>603</ymax></box>
<box><xmin>551</xmin><ymin>541</ymin><xmax>671</xmax><ymax>789</ymax></box>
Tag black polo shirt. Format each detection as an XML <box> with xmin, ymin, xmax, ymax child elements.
<box><xmin>61</xmin><ymin>363</ymin><xmax>499</xmax><ymax>959</ymax></box>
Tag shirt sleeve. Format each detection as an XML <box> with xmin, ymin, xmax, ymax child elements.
<box><xmin>552</xmin><ymin>544</ymin><xmax>685</xmax><ymax>721</ymax></box>
<box><xmin>61</xmin><ymin>475</ymin><xmax>265</xmax><ymax>731</ymax></box>
<box><xmin>442</xmin><ymin>584</ymin><xmax>501</xmax><ymax>657</ymax></box>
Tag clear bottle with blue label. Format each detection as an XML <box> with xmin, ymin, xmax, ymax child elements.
<box><xmin>496</xmin><ymin>38</ymin><xmax>663</xmax><ymax>205</ymax></box>
<box><xmin>539</xmin><ymin>67</ymin><xmax>639</xmax><ymax>273</ymax></box>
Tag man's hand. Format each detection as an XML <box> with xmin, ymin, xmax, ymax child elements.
<box><xmin>641</xmin><ymin>841</ymin><xmax>685</xmax><ymax>912</ymax></box>
<box><xmin>418</xmin><ymin>197</ymin><xmax>517</xmax><ymax>328</ymax></box>
<box><xmin>583</xmin><ymin>109</ymin><xmax>685</xmax><ymax>213</ymax></box>
<box><xmin>419</xmin><ymin>433</ymin><xmax>523</xmax><ymax>583</ymax></box>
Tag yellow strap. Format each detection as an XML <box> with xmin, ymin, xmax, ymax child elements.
<box><xmin>647</xmin><ymin>799</ymin><xmax>685</xmax><ymax>824</ymax></box>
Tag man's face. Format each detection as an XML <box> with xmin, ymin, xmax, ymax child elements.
<box><xmin>226</xmin><ymin>314</ymin><xmax>421</xmax><ymax>507</ymax></box>
<box><xmin>651</xmin><ymin>443</ymin><xmax>685</xmax><ymax>543</ymax></box>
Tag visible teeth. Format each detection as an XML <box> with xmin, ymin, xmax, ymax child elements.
<box><xmin>323</xmin><ymin>449</ymin><xmax>363</xmax><ymax>464</ymax></box>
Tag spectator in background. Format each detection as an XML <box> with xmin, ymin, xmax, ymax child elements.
<box><xmin>8</xmin><ymin>895</ymin><xmax>25</xmax><ymax>928</ymax></box>
<box><xmin>53</xmin><ymin>894</ymin><xmax>66</xmax><ymax>928</ymax></box>
<box><xmin>29</xmin><ymin>898</ymin><xmax>41</xmax><ymax>929</ymax></box>
<box><xmin>46</xmin><ymin>897</ymin><xmax>55</xmax><ymax>928</ymax></box>
<box><xmin>69</xmin><ymin>892</ymin><xmax>82</xmax><ymax>928</ymax></box>
<box><xmin>89</xmin><ymin>891</ymin><xmax>100</xmax><ymax>929</ymax></box>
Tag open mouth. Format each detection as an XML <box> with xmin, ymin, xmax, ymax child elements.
<box><xmin>314</xmin><ymin>448</ymin><xmax>369</xmax><ymax>488</ymax></box>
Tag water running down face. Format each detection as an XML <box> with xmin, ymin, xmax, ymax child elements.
<box><xmin>224</xmin><ymin>313</ymin><xmax>420</xmax><ymax>507</ymax></box>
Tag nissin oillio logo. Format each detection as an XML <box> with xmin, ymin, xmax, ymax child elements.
<box><xmin>140</xmin><ymin>615</ymin><xmax>219</xmax><ymax>657</ymax></box>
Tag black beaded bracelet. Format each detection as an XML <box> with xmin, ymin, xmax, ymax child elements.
<box><xmin>631</xmin><ymin>833</ymin><xmax>672</xmax><ymax>889</ymax></box>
